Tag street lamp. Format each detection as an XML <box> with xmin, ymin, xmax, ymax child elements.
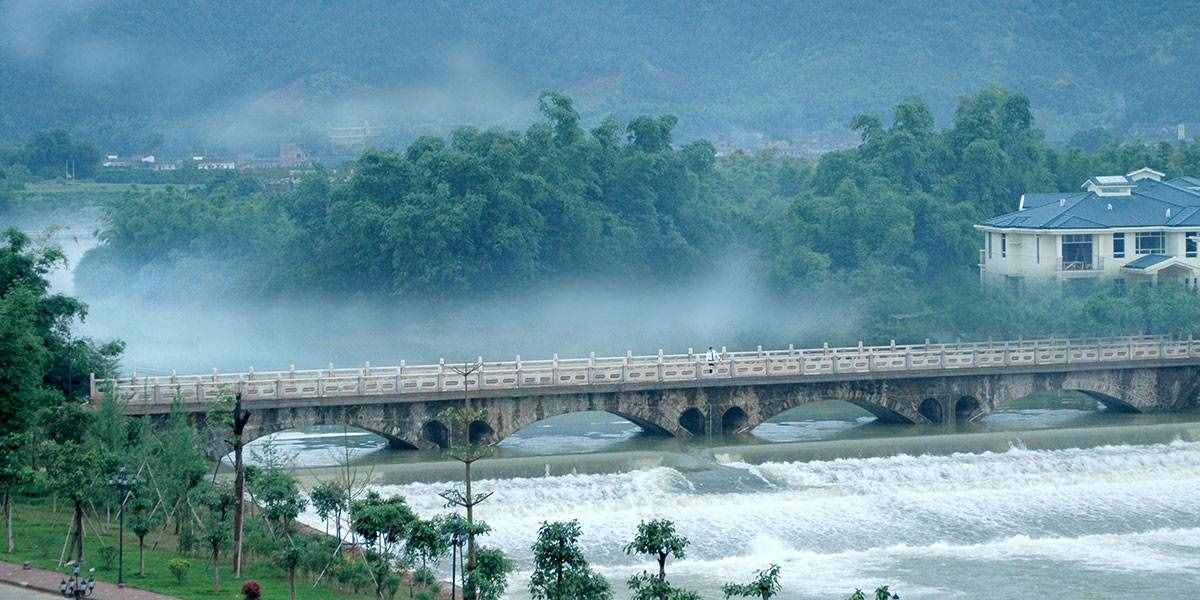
<box><xmin>59</xmin><ymin>564</ymin><xmax>96</xmax><ymax>599</ymax></box>
<box><xmin>108</xmin><ymin>467</ymin><xmax>137</xmax><ymax>586</ymax></box>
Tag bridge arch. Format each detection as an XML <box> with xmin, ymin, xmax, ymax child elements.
<box><xmin>955</xmin><ymin>396</ymin><xmax>983</xmax><ymax>423</ymax></box>
<box><xmin>721</xmin><ymin>406</ymin><xmax>750</xmax><ymax>435</ymax></box>
<box><xmin>422</xmin><ymin>420</ymin><xmax>450</xmax><ymax>449</ymax></box>
<box><xmin>678</xmin><ymin>408</ymin><xmax>706</xmax><ymax>436</ymax></box>
<box><xmin>469</xmin><ymin>420</ymin><xmax>496</xmax><ymax>445</ymax></box>
<box><xmin>918</xmin><ymin>398</ymin><xmax>945</xmax><ymax>424</ymax></box>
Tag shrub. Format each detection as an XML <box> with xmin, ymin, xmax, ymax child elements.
<box><xmin>241</xmin><ymin>580</ymin><xmax>263</xmax><ymax>600</ymax></box>
<box><xmin>167</xmin><ymin>558</ymin><xmax>190</xmax><ymax>584</ymax></box>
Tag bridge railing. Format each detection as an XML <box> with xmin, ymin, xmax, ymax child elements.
<box><xmin>91</xmin><ymin>334</ymin><xmax>1199</xmax><ymax>406</ymax></box>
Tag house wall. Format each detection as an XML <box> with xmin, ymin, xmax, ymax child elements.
<box><xmin>980</xmin><ymin>229</ymin><xmax>1200</xmax><ymax>284</ymax></box>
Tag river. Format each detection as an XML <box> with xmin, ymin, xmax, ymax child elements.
<box><xmin>258</xmin><ymin>401</ymin><xmax>1200</xmax><ymax>599</ymax></box>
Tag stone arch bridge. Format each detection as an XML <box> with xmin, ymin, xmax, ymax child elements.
<box><xmin>94</xmin><ymin>336</ymin><xmax>1200</xmax><ymax>451</ymax></box>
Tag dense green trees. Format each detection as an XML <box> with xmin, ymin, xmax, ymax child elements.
<box><xmin>81</xmin><ymin>89</ymin><xmax>1200</xmax><ymax>347</ymax></box>
<box><xmin>83</xmin><ymin>94</ymin><xmax>724</xmax><ymax>296</ymax></box>
<box><xmin>529</xmin><ymin>520</ymin><xmax>612</xmax><ymax>600</ymax></box>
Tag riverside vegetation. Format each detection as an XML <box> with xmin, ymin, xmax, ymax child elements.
<box><xmin>6</xmin><ymin>89</ymin><xmax>1200</xmax><ymax>599</ymax></box>
<box><xmin>0</xmin><ymin>227</ymin><xmax>900</xmax><ymax>599</ymax></box>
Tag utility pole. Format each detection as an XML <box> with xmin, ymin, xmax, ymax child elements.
<box><xmin>438</xmin><ymin>360</ymin><xmax>493</xmax><ymax>600</ymax></box>
<box><xmin>229</xmin><ymin>392</ymin><xmax>251</xmax><ymax>577</ymax></box>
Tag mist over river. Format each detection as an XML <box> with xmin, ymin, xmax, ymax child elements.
<box><xmin>13</xmin><ymin>197</ymin><xmax>1200</xmax><ymax>598</ymax></box>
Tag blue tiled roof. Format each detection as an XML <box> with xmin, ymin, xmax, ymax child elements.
<box><xmin>1168</xmin><ymin>176</ymin><xmax>1200</xmax><ymax>189</ymax></box>
<box><xmin>982</xmin><ymin>179</ymin><xmax>1200</xmax><ymax>230</ymax></box>
<box><xmin>1122</xmin><ymin>254</ymin><xmax>1174</xmax><ymax>270</ymax></box>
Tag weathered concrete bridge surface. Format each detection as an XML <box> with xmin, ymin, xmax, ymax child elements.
<box><xmin>92</xmin><ymin>335</ymin><xmax>1200</xmax><ymax>450</ymax></box>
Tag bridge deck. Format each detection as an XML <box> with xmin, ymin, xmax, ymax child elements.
<box><xmin>92</xmin><ymin>335</ymin><xmax>1200</xmax><ymax>414</ymax></box>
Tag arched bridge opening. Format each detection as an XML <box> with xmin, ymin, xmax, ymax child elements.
<box><xmin>422</xmin><ymin>420</ymin><xmax>450</xmax><ymax>449</ymax></box>
<box><xmin>494</xmin><ymin>410</ymin><xmax>669</xmax><ymax>454</ymax></box>
<box><xmin>751</xmin><ymin>400</ymin><xmax>887</xmax><ymax>443</ymax></box>
<box><xmin>721</xmin><ymin>406</ymin><xmax>750</xmax><ymax>435</ymax></box>
<box><xmin>679</xmin><ymin>408</ymin><xmax>706</xmax><ymax>437</ymax></box>
<box><xmin>919</xmin><ymin>398</ymin><xmax>945</xmax><ymax>424</ymax></box>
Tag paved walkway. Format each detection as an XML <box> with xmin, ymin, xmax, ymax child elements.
<box><xmin>0</xmin><ymin>581</ymin><xmax>57</xmax><ymax>599</ymax></box>
<box><xmin>0</xmin><ymin>561</ymin><xmax>180</xmax><ymax>600</ymax></box>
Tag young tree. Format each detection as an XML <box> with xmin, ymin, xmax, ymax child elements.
<box><xmin>624</xmin><ymin>519</ymin><xmax>689</xmax><ymax>581</ymax></box>
<box><xmin>846</xmin><ymin>587</ymin><xmax>900</xmax><ymax>600</ymax></box>
<box><xmin>273</xmin><ymin>536</ymin><xmax>306</xmax><ymax>600</ymax></box>
<box><xmin>438</xmin><ymin>393</ymin><xmax>495</xmax><ymax>600</ymax></box>
<box><xmin>309</xmin><ymin>479</ymin><xmax>345</xmax><ymax>537</ymax></box>
<box><xmin>722</xmin><ymin>564</ymin><xmax>782</xmax><ymax>599</ymax></box>
<box><xmin>529</xmin><ymin>520</ymin><xmax>611</xmax><ymax>600</ymax></box>
<box><xmin>404</xmin><ymin>516</ymin><xmax>448</xmax><ymax>598</ymax></box>
<box><xmin>471</xmin><ymin>546</ymin><xmax>514</xmax><ymax>600</ymax></box>
<box><xmin>253</xmin><ymin>466</ymin><xmax>307</xmax><ymax>535</ymax></box>
<box><xmin>227</xmin><ymin>392</ymin><xmax>252</xmax><ymax>576</ymax></box>
<box><xmin>624</xmin><ymin>519</ymin><xmax>696</xmax><ymax>600</ymax></box>
<box><xmin>154</xmin><ymin>394</ymin><xmax>207</xmax><ymax>535</ymax></box>
<box><xmin>351</xmin><ymin>492</ymin><xmax>417</xmax><ymax>600</ymax></box>
<box><xmin>440</xmin><ymin>513</ymin><xmax>490</xmax><ymax>599</ymax></box>
<box><xmin>126</xmin><ymin>494</ymin><xmax>160</xmax><ymax>576</ymax></box>
<box><xmin>45</xmin><ymin>440</ymin><xmax>105</xmax><ymax>564</ymax></box>
<box><xmin>193</xmin><ymin>481</ymin><xmax>234</xmax><ymax>592</ymax></box>
<box><xmin>627</xmin><ymin>574</ymin><xmax>702</xmax><ymax>600</ymax></box>
<box><xmin>0</xmin><ymin>432</ymin><xmax>32</xmax><ymax>553</ymax></box>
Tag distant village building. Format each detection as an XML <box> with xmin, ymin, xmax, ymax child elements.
<box><xmin>278</xmin><ymin>143</ymin><xmax>312</xmax><ymax>168</ymax></box>
<box><xmin>328</xmin><ymin>125</ymin><xmax>381</xmax><ymax>152</ymax></box>
<box><xmin>976</xmin><ymin>167</ymin><xmax>1200</xmax><ymax>289</ymax></box>
<box><xmin>192</xmin><ymin>156</ymin><xmax>238</xmax><ymax>170</ymax></box>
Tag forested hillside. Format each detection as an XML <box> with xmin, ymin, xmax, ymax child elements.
<box><xmin>3</xmin><ymin>0</ymin><xmax>1199</xmax><ymax>152</ymax></box>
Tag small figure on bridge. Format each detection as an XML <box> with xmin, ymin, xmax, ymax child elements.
<box><xmin>705</xmin><ymin>346</ymin><xmax>719</xmax><ymax>374</ymax></box>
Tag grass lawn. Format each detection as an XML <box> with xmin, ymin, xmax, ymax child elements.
<box><xmin>3</xmin><ymin>497</ymin><xmax>404</xmax><ymax>600</ymax></box>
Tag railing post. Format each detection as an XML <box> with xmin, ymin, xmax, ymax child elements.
<box><xmin>552</xmin><ymin>354</ymin><xmax>559</xmax><ymax>385</ymax></box>
<box><xmin>438</xmin><ymin>359</ymin><xmax>445</xmax><ymax>392</ymax></box>
<box><xmin>396</xmin><ymin>360</ymin><xmax>404</xmax><ymax>394</ymax></box>
<box><xmin>1065</xmin><ymin>339</ymin><xmax>1071</xmax><ymax>364</ymax></box>
<box><xmin>657</xmin><ymin>349</ymin><xmax>664</xmax><ymax>382</ymax></box>
<box><xmin>515</xmin><ymin>354</ymin><xmax>521</xmax><ymax>388</ymax></box>
<box><xmin>588</xmin><ymin>352</ymin><xmax>595</xmax><ymax>385</ymax></box>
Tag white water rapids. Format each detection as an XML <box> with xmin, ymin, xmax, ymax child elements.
<box><xmin>297</xmin><ymin>439</ymin><xmax>1200</xmax><ymax>598</ymax></box>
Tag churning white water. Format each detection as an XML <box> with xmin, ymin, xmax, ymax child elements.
<box><xmin>338</xmin><ymin>439</ymin><xmax>1200</xmax><ymax>599</ymax></box>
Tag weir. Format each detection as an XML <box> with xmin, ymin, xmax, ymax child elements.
<box><xmin>91</xmin><ymin>335</ymin><xmax>1200</xmax><ymax>450</ymax></box>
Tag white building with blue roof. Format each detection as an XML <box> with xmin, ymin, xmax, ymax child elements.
<box><xmin>976</xmin><ymin>167</ymin><xmax>1200</xmax><ymax>288</ymax></box>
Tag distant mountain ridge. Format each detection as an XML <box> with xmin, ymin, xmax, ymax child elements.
<box><xmin>2</xmin><ymin>0</ymin><xmax>1198</xmax><ymax>152</ymax></box>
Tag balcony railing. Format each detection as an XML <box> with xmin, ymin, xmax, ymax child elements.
<box><xmin>1058</xmin><ymin>257</ymin><xmax>1104</xmax><ymax>272</ymax></box>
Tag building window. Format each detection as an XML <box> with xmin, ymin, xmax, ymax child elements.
<box><xmin>1001</xmin><ymin>234</ymin><xmax>1007</xmax><ymax>258</ymax></box>
<box><xmin>1062</xmin><ymin>234</ymin><xmax>1094</xmax><ymax>270</ymax></box>
<box><xmin>1135</xmin><ymin>232</ymin><xmax>1166</xmax><ymax>255</ymax></box>
<box><xmin>1113</xmin><ymin>232</ymin><xmax>1125</xmax><ymax>258</ymax></box>
<box><xmin>1035</xmin><ymin>235</ymin><xmax>1040</xmax><ymax>263</ymax></box>
<box><xmin>987</xmin><ymin>233</ymin><xmax>992</xmax><ymax>259</ymax></box>
<box><xmin>1187</xmin><ymin>232</ymin><xmax>1198</xmax><ymax>258</ymax></box>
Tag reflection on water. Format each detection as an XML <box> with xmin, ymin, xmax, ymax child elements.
<box><xmin>237</xmin><ymin>425</ymin><xmax>388</xmax><ymax>468</ymax></box>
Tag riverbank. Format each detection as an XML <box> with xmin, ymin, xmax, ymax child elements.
<box><xmin>1</xmin><ymin>497</ymin><xmax>393</xmax><ymax>600</ymax></box>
